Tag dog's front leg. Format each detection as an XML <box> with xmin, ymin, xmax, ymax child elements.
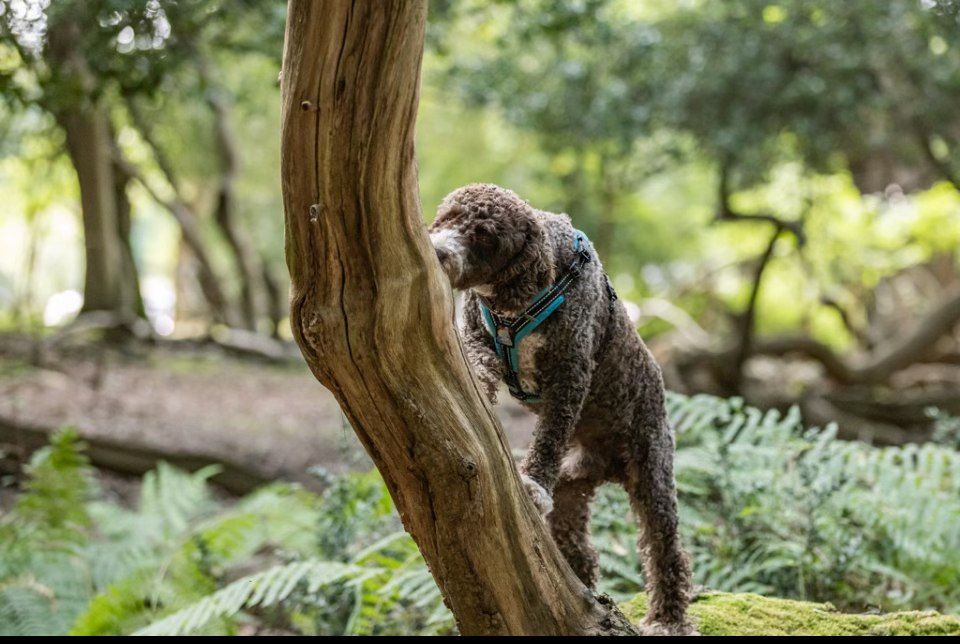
<box><xmin>519</xmin><ymin>353</ymin><xmax>593</xmax><ymax>516</ymax></box>
<box><xmin>461</xmin><ymin>293</ymin><xmax>503</xmax><ymax>405</ymax></box>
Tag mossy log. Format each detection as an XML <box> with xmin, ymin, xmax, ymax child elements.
<box><xmin>622</xmin><ymin>592</ymin><xmax>960</xmax><ymax>636</ymax></box>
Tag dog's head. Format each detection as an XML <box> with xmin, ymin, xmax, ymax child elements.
<box><xmin>428</xmin><ymin>184</ymin><xmax>547</xmax><ymax>290</ymax></box>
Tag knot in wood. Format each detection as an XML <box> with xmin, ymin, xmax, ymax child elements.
<box><xmin>458</xmin><ymin>456</ymin><xmax>478</xmax><ymax>479</ymax></box>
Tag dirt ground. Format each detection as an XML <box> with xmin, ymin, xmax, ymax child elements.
<box><xmin>0</xmin><ymin>333</ymin><xmax>537</xmax><ymax>487</ymax></box>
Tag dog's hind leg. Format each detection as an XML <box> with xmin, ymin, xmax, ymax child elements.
<box><xmin>627</xmin><ymin>385</ymin><xmax>694</xmax><ymax>635</ymax></box>
<box><xmin>547</xmin><ymin>475</ymin><xmax>601</xmax><ymax>588</ymax></box>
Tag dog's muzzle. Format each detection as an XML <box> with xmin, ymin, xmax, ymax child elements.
<box><xmin>429</xmin><ymin>229</ymin><xmax>466</xmax><ymax>284</ymax></box>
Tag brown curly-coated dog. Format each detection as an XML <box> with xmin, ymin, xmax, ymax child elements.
<box><xmin>429</xmin><ymin>183</ymin><xmax>694</xmax><ymax>635</ymax></box>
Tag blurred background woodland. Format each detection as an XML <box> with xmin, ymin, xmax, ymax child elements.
<box><xmin>1</xmin><ymin>0</ymin><xmax>960</xmax><ymax>636</ymax></box>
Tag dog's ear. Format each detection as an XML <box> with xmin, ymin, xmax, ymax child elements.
<box><xmin>432</xmin><ymin>202</ymin><xmax>464</xmax><ymax>230</ymax></box>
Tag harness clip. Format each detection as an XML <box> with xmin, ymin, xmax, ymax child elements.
<box><xmin>496</xmin><ymin>326</ymin><xmax>514</xmax><ymax>347</ymax></box>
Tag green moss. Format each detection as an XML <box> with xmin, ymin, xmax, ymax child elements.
<box><xmin>621</xmin><ymin>592</ymin><xmax>960</xmax><ymax>636</ymax></box>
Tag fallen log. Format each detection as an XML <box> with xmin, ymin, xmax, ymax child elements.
<box><xmin>0</xmin><ymin>416</ymin><xmax>270</xmax><ymax>495</ymax></box>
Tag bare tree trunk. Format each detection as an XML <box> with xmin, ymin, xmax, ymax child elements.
<box><xmin>201</xmin><ymin>61</ymin><xmax>264</xmax><ymax>331</ymax></box>
<box><xmin>59</xmin><ymin>107</ymin><xmax>129</xmax><ymax>318</ymax></box>
<box><xmin>728</xmin><ymin>226</ymin><xmax>782</xmax><ymax>392</ymax></box>
<box><xmin>260</xmin><ymin>262</ymin><xmax>287</xmax><ymax>338</ymax></box>
<box><xmin>280</xmin><ymin>0</ymin><xmax>636</xmax><ymax>635</ymax></box>
<box><xmin>0</xmin><ymin>417</ymin><xmax>269</xmax><ymax>496</ymax></box>
<box><xmin>112</xmin><ymin>149</ymin><xmax>146</xmax><ymax>319</ymax></box>
<box><xmin>48</xmin><ymin>20</ymin><xmax>140</xmax><ymax>325</ymax></box>
<box><xmin>15</xmin><ymin>208</ymin><xmax>43</xmax><ymax>325</ymax></box>
<box><xmin>592</xmin><ymin>153</ymin><xmax>618</xmax><ymax>262</ymax></box>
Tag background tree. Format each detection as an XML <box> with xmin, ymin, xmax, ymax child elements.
<box><xmin>431</xmin><ymin>0</ymin><xmax>960</xmax><ymax>440</ymax></box>
<box><xmin>0</xmin><ymin>0</ymin><xmax>285</xmax><ymax>332</ymax></box>
<box><xmin>0</xmin><ymin>0</ymin><xmax>165</xmax><ymax>323</ymax></box>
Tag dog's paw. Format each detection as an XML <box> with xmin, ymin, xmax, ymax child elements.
<box><xmin>520</xmin><ymin>474</ymin><xmax>553</xmax><ymax>516</ymax></box>
<box><xmin>638</xmin><ymin>618</ymin><xmax>699</xmax><ymax>636</ymax></box>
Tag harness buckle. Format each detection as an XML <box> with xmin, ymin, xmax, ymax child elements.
<box><xmin>496</xmin><ymin>326</ymin><xmax>514</xmax><ymax>347</ymax></box>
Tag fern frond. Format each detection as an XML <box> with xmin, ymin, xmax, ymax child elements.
<box><xmin>133</xmin><ymin>560</ymin><xmax>374</xmax><ymax>636</ymax></box>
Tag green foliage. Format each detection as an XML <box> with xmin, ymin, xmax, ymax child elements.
<box><xmin>425</xmin><ymin>0</ymin><xmax>960</xmax><ymax>345</ymax></box>
<box><xmin>133</xmin><ymin>560</ymin><xmax>372</xmax><ymax>636</ymax></box>
<box><xmin>929</xmin><ymin>407</ymin><xmax>960</xmax><ymax>450</ymax></box>
<box><xmin>13</xmin><ymin>428</ymin><xmax>92</xmax><ymax>537</ymax></box>
<box><xmin>669</xmin><ymin>394</ymin><xmax>960</xmax><ymax>612</ymax></box>
<box><xmin>0</xmin><ymin>429</ymin><xmax>94</xmax><ymax>636</ymax></box>
<box><xmin>591</xmin><ymin>394</ymin><xmax>960</xmax><ymax>614</ymax></box>
<box><xmin>4</xmin><ymin>0</ymin><xmax>958</xmax><ymax>352</ymax></box>
<box><xmin>434</xmin><ymin>0</ymin><xmax>960</xmax><ymax>190</ymax></box>
<box><xmin>72</xmin><ymin>464</ymin><xmax>454</xmax><ymax>636</ymax></box>
<box><xmin>70</xmin><ymin>473</ymin><xmax>328</xmax><ymax>635</ymax></box>
<box><xmin>3</xmin><ymin>397</ymin><xmax>960</xmax><ymax>636</ymax></box>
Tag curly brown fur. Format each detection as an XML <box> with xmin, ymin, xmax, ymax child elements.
<box><xmin>429</xmin><ymin>183</ymin><xmax>695</xmax><ymax>635</ymax></box>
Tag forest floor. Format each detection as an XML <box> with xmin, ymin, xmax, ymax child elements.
<box><xmin>0</xmin><ymin>332</ymin><xmax>536</xmax><ymax>490</ymax></box>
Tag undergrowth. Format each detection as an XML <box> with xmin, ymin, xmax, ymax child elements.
<box><xmin>1</xmin><ymin>393</ymin><xmax>958</xmax><ymax>635</ymax></box>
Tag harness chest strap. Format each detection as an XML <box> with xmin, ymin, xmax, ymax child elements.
<box><xmin>478</xmin><ymin>231</ymin><xmax>595</xmax><ymax>403</ymax></box>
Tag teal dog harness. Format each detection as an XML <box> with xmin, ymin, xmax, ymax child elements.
<box><xmin>478</xmin><ymin>231</ymin><xmax>593</xmax><ymax>403</ymax></box>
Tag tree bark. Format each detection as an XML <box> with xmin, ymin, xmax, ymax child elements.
<box><xmin>735</xmin><ymin>284</ymin><xmax>960</xmax><ymax>386</ymax></box>
<box><xmin>58</xmin><ymin>107</ymin><xmax>127</xmax><ymax>316</ymax></box>
<box><xmin>280</xmin><ymin>0</ymin><xmax>636</xmax><ymax>636</ymax></box>
<box><xmin>260</xmin><ymin>262</ymin><xmax>287</xmax><ymax>338</ymax></box>
<box><xmin>728</xmin><ymin>226</ymin><xmax>782</xmax><ymax>392</ymax></box>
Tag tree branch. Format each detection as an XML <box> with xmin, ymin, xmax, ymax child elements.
<box><xmin>818</xmin><ymin>294</ymin><xmax>872</xmax><ymax>348</ymax></box>
<box><xmin>125</xmin><ymin>98</ymin><xmax>186</xmax><ymax>201</ymax></box>
<box><xmin>731</xmin><ymin>225</ymin><xmax>782</xmax><ymax>390</ymax></box>
<box><xmin>114</xmin><ymin>151</ymin><xmax>237</xmax><ymax>327</ymax></box>
<box><xmin>749</xmin><ymin>285</ymin><xmax>960</xmax><ymax>384</ymax></box>
<box><xmin>679</xmin><ymin>283</ymin><xmax>960</xmax><ymax>387</ymax></box>
<box><xmin>715</xmin><ymin>161</ymin><xmax>807</xmax><ymax>246</ymax></box>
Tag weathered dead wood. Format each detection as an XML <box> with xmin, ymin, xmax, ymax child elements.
<box><xmin>279</xmin><ymin>0</ymin><xmax>636</xmax><ymax>635</ymax></box>
<box><xmin>745</xmin><ymin>285</ymin><xmax>960</xmax><ymax>386</ymax></box>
